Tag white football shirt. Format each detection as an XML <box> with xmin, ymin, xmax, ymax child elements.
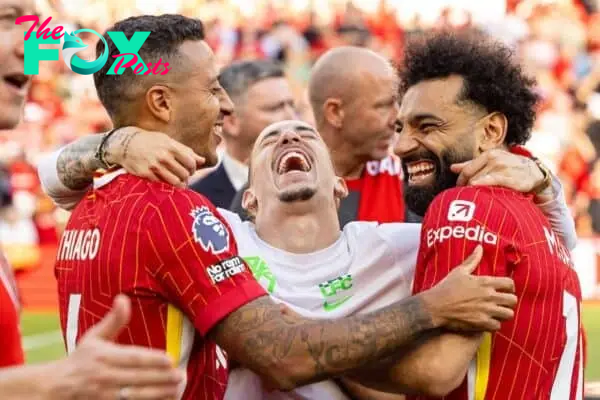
<box><xmin>218</xmin><ymin>209</ymin><xmax>421</xmax><ymax>400</ymax></box>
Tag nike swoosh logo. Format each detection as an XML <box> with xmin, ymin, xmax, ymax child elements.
<box><xmin>323</xmin><ymin>296</ymin><xmax>352</xmax><ymax>312</ymax></box>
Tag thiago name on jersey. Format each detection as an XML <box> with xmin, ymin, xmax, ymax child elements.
<box><xmin>57</xmin><ymin>229</ymin><xmax>101</xmax><ymax>261</ymax></box>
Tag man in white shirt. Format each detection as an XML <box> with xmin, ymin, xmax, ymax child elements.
<box><xmin>38</xmin><ymin>119</ymin><xmax>577</xmax><ymax>399</ymax></box>
<box><xmin>190</xmin><ymin>60</ymin><xmax>297</xmax><ymax>208</ymax></box>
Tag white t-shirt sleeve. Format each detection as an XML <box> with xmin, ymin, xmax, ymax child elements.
<box><xmin>37</xmin><ymin>148</ymin><xmax>90</xmax><ymax>211</ymax></box>
<box><xmin>536</xmin><ymin>176</ymin><xmax>578</xmax><ymax>251</ymax></box>
<box><xmin>375</xmin><ymin>222</ymin><xmax>422</xmax><ymax>261</ymax></box>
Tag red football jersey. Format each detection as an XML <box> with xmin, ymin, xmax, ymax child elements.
<box><xmin>55</xmin><ymin>169</ymin><xmax>266</xmax><ymax>400</ymax></box>
<box><xmin>345</xmin><ymin>155</ymin><xmax>405</xmax><ymax>222</ymax></box>
<box><xmin>0</xmin><ymin>250</ymin><xmax>24</xmax><ymax>367</ymax></box>
<box><xmin>409</xmin><ymin>186</ymin><xmax>583</xmax><ymax>400</ymax></box>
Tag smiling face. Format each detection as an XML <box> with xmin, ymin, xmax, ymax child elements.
<box><xmin>0</xmin><ymin>0</ymin><xmax>36</xmax><ymax>129</ymax></box>
<box><xmin>169</xmin><ymin>41</ymin><xmax>233</xmax><ymax>166</ymax></box>
<box><xmin>395</xmin><ymin>76</ymin><xmax>484</xmax><ymax>216</ymax></box>
<box><xmin>244</xmin><ymin>120</ymin><xmax>346</xmax><ymax>216</ymax></box>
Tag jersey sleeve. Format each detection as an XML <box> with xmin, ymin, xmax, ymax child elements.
<box><xmin>37</xmin><ymin>148</ymin><xmax>90</xmax><ymax>211</ymax></box>
<box><xmin>143</xmin><ymin>191</ymin><xmax>266</xmax><ymax>336</ymax></box>
<box><xmin>412</xmin><ymin>187</ymin><xmax>522</xmax><ymax>294</ymax></box>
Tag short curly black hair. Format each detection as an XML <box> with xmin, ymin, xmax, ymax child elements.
<box><xmin>399</xmin><ymin>30</ymin><xmax>539</xmax><ymax>146</ymax></box>
<box><xmin>94</xmin><ymin>14</ymin><xmax>205</xmax><ymax>123</ymax></box>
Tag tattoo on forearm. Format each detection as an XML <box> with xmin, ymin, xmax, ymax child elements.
<box><xmin>214</xmin><ymin>295</ymin><xmax>433</xmax><ymax>388</ymax></box>
<box><xmin>120</xmin><ymin>131</ymin><xmax>139</xmax><ymax>162</ymax></box>
<box><xmin>56</xmin><ymin>135</ymin><xmax>106</xmax><ymax>190</ymax></box>
<box><xmin>56</xmin><ymin>130</ymin><xmax>134</xmax><ymax>190</ymax></box>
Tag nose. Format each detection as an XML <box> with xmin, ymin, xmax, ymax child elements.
<box><xmin>15</xmin><ymin>40</ymin><xmax>25</xmax><ymax>60</ymax></box>
<box><xmin>278</xmin><ymin>129</ymin><xmax>302</xmax><ymax>145</ymax></box>
<box><xmin>219</xmin><ymin>89</ymin><xmax>234</xmax><ymax>116</ymax></box>
<box><xmin>14</xmin><ymin>27</ymin><xmax>25</xmax><ymax>60</ymax></box>
<box><xmin>394</xmin><ymin>132</ymin><xmax>419</xmax><ymax>158</ymax></box>
<box><xmin>388</xmin><ymin>102</ymin><xmax>400</xmax><ymax>127</ymax></box>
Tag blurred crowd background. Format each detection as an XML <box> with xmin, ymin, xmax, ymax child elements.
<box><xmin>1</xmin><ymin>0</ymin><xmax>599</xmax><ymax>297</ymax></box>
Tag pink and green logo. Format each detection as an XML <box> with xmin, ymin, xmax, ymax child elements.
<box><xmin>16</xmin><ymin>15</ymin><xmax>172</xmax><ymax>76</ymax></box>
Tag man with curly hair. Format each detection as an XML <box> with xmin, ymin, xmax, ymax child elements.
<box><xmin>394</xmin><ymin>30</ymin><xmax>584</xmax><ymax>400</ymax></box>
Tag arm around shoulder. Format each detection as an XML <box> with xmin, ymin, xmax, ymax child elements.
<box><xmin>210</xmin><ymin>294</ymin><xmax>437</xmax><ymax>391</ymax></box>
<box><xmin>210</xmin><ymin>255</ymin><xmax>514</xmax><ymax>395</ymax></box>
<box><xmin>383</xmin><ymin>332</ymin><xmax>483</xmax><ymax>396</ymax></box>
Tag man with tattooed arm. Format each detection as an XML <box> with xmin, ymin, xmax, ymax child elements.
<box><xmin>36</xmin><ymin>13</ymin><xmax>529</xmax><ymax>400</ymax></box>
<box><xmin>40</xmin><ymin>122</ymin><xmax>577</xmax><ymax>400</ymax></box>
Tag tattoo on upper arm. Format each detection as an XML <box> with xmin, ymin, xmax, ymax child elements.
<box><xmin>212</xmin><ymin>295</ymin><xmax>433</xmax><ymax>387</ymax></box>
<box><xmin>57</xmin><ymin>135</ymin><xmax>105</xmax><ymax>190</ymax></box>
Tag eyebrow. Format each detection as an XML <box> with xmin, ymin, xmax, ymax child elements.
<box><xmin>5</xmin><ymin>5</ymin><xmax>39</xmax><ymax>17</ymax></box>
<box><xmin>259</xmin><ymin>125</ymin><xmax>316</xmax><ymax>144</ymax></box>
<box><xmin>396</xmin><ymin>112</ymin><xmax>445</xmax><ymax>131</ymax></box>
<box><xmin>261</xmin><ymin>98</ymin><xmax>295</xmax><ymax>110</ymax></box>
<box><xmin>410</xmin><ymin>113</ymin><xmax>444</xmax><ymax>123</ymax></box>
<box><xmin>397</xmin><ymin>113</ymin><xmax>444</xmax><ymax>127</ymax></box>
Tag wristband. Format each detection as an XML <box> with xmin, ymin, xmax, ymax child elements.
<box><xmin>530</xmin><ymin>157</ymin><xmax>553</xmax><ymax>195</ymax></box>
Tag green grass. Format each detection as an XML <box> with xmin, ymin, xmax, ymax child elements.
<box><xmin>583</xmin><ymin>304</ymin><xmax>600</xmax><ymax>381</ymax></box>
<box><xmin>20</xmin><ymin>312</ymin><xmax>64</xmax><ymax>364</ymax></box>
<box><xmin>20</xmin><ymin>304</ymin><xmax>600</xmax><ymax>381</ymax></box>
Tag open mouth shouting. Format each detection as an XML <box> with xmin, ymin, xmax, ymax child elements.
<box><xmin>277</xmin><ymin>150</ymin><xmax>310</xmax><ymax>174</ymax></box>
<box><xmin>273</xmin><ymin>146</ymin><xmax>313</xmax><ymax>185</ymax></box>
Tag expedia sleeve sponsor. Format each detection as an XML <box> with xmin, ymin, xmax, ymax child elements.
<box><xmin>206</xmin><ymin>256</ymin><xmax>246</xmax><ymax>284</ymax></box>
<box><xmin>426</xmin><ymin>225</ymin><xmax>498</xmax><ymax>247</ymax></box>
<box><xmin>57</xmin><ymin>229</ymin><xmax>101</xmax><ymax>261</ymax></box>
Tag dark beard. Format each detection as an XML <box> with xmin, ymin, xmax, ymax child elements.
<box><xmin>403</xmin><ymin>148</ymin><xmax>473</xmax><ymax>217</ymax></box>
<box><xmin>279</xmin><ymin>187</ymin><xmax>317</xmax><ymax>202</ymax></box>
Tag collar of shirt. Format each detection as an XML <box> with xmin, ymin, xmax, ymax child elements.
<box><xmin>221</xmin><ymin>152</ymin><xmax>249</xmax><ymax>191</ymax></box>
